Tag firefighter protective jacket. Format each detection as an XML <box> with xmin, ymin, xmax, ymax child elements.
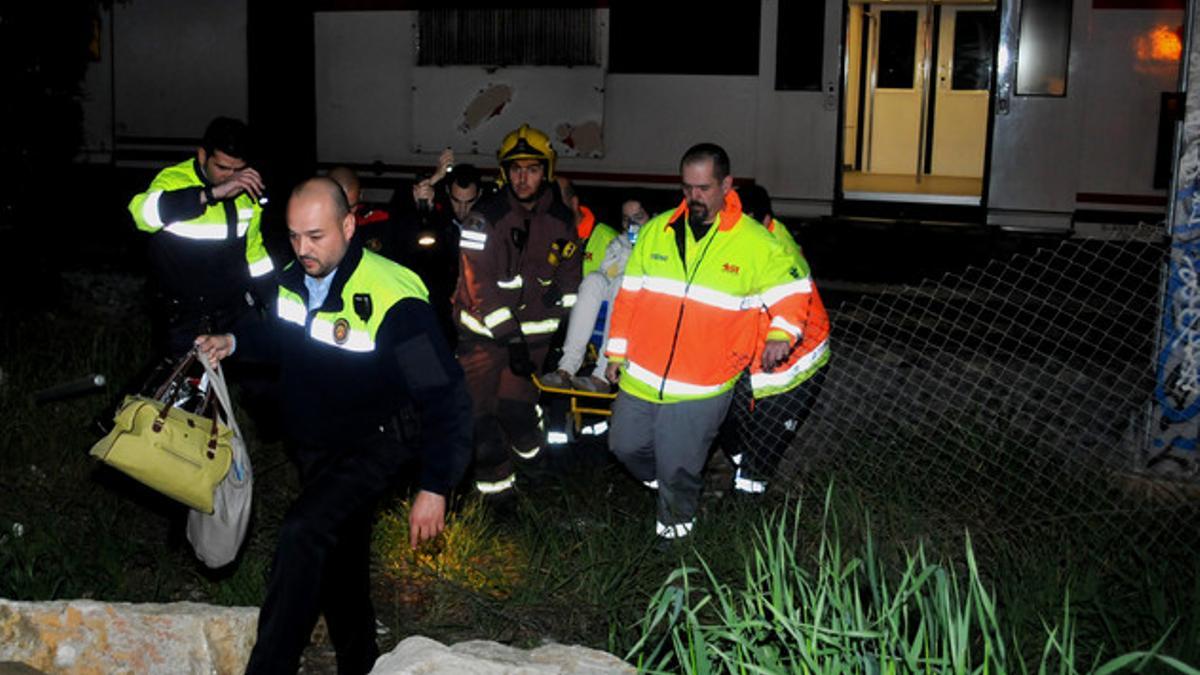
<box><xmin>747</xmin><ymin>218</ymin><xmax>831</xmax><ymax>398</ymax></box>
<box><xmin>605</xmin><ymin>191</ymin><xmax>815</xmax><ymax>403</ymax></box>
<box><xmin>129</xmin><ymin>159</ymin><xmax>274</xmax><ymax>305</ymax></box>
<box><xmin>243</xmin><ymin>244</ymin><xmax>472</xmax><ymax>495</ymax></box>
<box><xmin>453</xmin><ymin>186</ymin><xmax>581</xmax><ymax>345</ymax></box>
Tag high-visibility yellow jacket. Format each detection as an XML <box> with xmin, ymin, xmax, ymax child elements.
<box><xmin>128</xmin><ymin>158</ymin><xmax>273</xmax><ymax>303</ymax></box>
<box><xmin>578</xmin><ymin>205</ymin><xmax>618</xmax><ymax>278</ymax></box>
<box><xmin>604</xmin><ymin>190</ymin><xmax>812</xmax><ymax>403</ymax></box>
<box><xmin>747</xmin><ymin>217</ymin><xmax>830</xmax><ymax>398</ymax></box>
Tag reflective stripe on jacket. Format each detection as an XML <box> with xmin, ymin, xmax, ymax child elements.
<box><xmin>128</xmin><ymin>159</ymin><xmax>273</xmax><ymax>279</ymax></box>
<box><xmin>748</xmin><ymin>217</ymin><xmax>831</xmax><ymax>398</ymax></box>
<box><xmin>604</xmin><ymin>190</ymin><xmax>810</xmax><ymax>403</ymax></box>
<box><xmin>276</xmin><ymin>249</ymin><xmax>429</xmax><ymax>354</ymax></box>
<box><xmin>453</xmin><ymin>187</ymin><xmax>581</xmax><ymax>345</ymax></box>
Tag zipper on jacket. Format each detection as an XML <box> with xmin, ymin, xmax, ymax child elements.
<box><xmin>656</xmin><ymin>221</ymin><xmax>719</xmax><ymax>400</ymax></box>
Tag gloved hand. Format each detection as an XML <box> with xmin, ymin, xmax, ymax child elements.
<box><xmin>507</xmin><ymin>340</ymin><xmax>536</xmax><ymax>377</ymax></box>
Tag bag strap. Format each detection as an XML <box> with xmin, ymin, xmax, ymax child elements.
<box><xmin>199</xmin><ymin>357</ymin><xmax>243</xmax><ymax>441</ymax></box>
<box><xmin>154</xmin><ymin>351</ymin><xmax>198</xmax><ymax>401</ymax></box>
<box><xmin>152</xmin><ymin>377</ymin><xmax>215</xmax><ymax>434</ymax></box>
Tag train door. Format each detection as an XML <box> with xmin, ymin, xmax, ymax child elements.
<box><xmin>841</xmin><ymin>1</ymin><xmax>997</xmax><ymax>208</ymax></box>
<box><xmin>987</xmin><ymin>0</ymin><xmax>1082</xmax><ymax>231</ymax></box>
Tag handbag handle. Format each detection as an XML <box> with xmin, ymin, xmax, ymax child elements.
<box><xmin>153</xmin><ymin>350</ymin><xmax>199</xmax><ymax>402</ymax></box>
<box><xmin>204</xmin><ymin>386</ymin><xmax>221</xmax><ymax>457</ymax></box>
<box><xmin>151</xmin><ymin>364</ymin><xmax>218</xmax><ymax>440</ymax></box>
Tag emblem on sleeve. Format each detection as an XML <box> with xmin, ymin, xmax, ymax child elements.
<box><xmin>333</xmin><ymin>318</ymin><xmax>351</xmax><ymax>345</ymax></box>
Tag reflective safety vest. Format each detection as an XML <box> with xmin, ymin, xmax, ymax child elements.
<box><xmin>605</xmin><ymin>191</ymin><xmax>811</xmax><ymax>403</ymax></box>
<box><xmin>453</xmin><ymin>187</ymin><xmax>581</xmax><ymax>345</ymax></box>
<box><xmin>128</xmin><ymin>159</ymin><xmax>274</xmax><ymax>280</ymax></box>
<box><xmin>747</xmin><ymin>217</ymin><xmax>830</xmax><ymax>398</ymax></box>
<box><xmin>579</xmin><ymin>206</ymin><xmax>618</xmax><ymax>278</ymax></box>
<box><xmin>275</xmin><ymin>250</ymin><xmax>429</xmax><ymax>354</ymax></box>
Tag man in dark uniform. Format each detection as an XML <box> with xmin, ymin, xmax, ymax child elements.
<box><xmin>197</xmin><ymin>177</ymin><xmax>471</xmax><ymax>674</ymax></box>
<box><xmin>129</xmin><ymin>117</ymin><xmax>274</xmax><ymax>355</ymax></box>
<box><xmin>452</xmin><ymin>124</ymin><xmax>581</xmax><ymax>498</ymax></box>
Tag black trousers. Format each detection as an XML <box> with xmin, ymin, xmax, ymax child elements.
<box><xmin>722</xmin><ymin>368</ymin><xmax>827</xmax><ymax>485</ymax></box>
<box><xmin>245</xmin><ymin>433</ymin><xmax>409</xmax><ymax>675</ymax></box>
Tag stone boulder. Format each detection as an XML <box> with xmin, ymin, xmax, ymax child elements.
<box><xmin>370</xmin><ymin>636</ymin><xmax>634</xmax><ymax>674</ymax></box>
<box><xmin>0</xmin><ymin>600</ymin><xmax>634</xmax><ymax>674</ymax></box>
<box><xmin>0</xmin><ymin>600</ymin><xmax>257</xmax><ymax>674</ymax></box>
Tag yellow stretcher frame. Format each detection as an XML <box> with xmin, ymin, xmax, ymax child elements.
<box><xmin>532</xmin><ymin>374</ymin><xmax>617</xmax><ymax>435</ymax></box>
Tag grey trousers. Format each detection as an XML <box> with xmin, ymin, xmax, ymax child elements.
<box><xmin>608</xmin><ymin>389</ymin><xmax>734</xmax><ymax>534</ymax></box>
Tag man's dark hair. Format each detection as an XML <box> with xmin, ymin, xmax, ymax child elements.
<box><xmin>449</xmin><ymin>163</ymin><xmax>482</xmax><ymax>193</ymax></box>
<box><xmin>738</xmin><ymin>184</ymin><xmax>773</xmax><ymax>222</ymax></box>
<box><xmin>201</xmin><ymin>117</ymin><xmax>253</xmax><ymax>160</ymax></box>
<box><xmin>680</xmin><ymin>142</ymin><xmax>731</xmax><ymax>181</ymax></box>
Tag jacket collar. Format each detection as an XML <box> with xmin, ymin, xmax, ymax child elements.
<box><xmin>192</xmin><ymin>157</ymin><xmax>212</xmax><ymax>186</ymax></box>
<box><xmin>506</xmin><ymin>183</ymin><xmax>554</xmax><ymax>215</ymax></box>
<box><xmin>576</xmin><ymin>205</ymin><xmax>596</xmax><ymax>239</ymax></box>
<box><xmin>666</xmin><ymin>189</ymin><xmax>743</xmax><ymax>233</ymax></box>
<box><xmin>282</xmin><ymin>241</ymin><xmax>365</xmax><ymax>313</ymax></box>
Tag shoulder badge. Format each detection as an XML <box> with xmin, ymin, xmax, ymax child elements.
<box><xmin>548</xmin><ymin>238</ymin><xmax>577</xmax><ymax>266</ymax></box>
<box><xmin>333</xmin><ymin>318</ymin><xmax>351</xmax><ymax>345</ymax></box>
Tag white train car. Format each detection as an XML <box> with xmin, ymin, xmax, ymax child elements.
<box><xmin>79</xmin><ymin>1</ymin><xmax>1187</xmax><ymax>232</ymax></box>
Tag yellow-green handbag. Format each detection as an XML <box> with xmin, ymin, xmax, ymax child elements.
<box><xmin>90</xmin><ymin>355</ymin><xmax>232</xmax><ymax>513</ymax></box>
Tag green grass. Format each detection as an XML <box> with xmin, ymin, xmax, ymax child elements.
<box><xmin>627</xmin><ymin>492</ymin><xmax>1200</xmax><ymax>674</ymax></box>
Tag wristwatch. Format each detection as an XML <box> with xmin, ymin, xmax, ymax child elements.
<box><xmin>203</xmin><ymin>185</ymin><xmax>216</xmax><ymax>204</ymax></box>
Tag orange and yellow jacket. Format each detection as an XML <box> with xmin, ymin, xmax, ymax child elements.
<box><xmin>747</xmin><ymin>217</ymin><xmax>830</xmax><ymax>398</ymax></box>
<box><xmin>577</xmin><ymin>205</ymin><xmax>618</xmax><ymax>278</ymax></box>
<box><xmin>604</xmin><ymin>191</ymin><xmax>817</xmax><ymax>403</ymax></box>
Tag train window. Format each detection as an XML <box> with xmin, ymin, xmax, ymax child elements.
<box><xmin>775</xmin><ymin>2</ymin><xmax>825</xmax><ymax>91</ymax></box>
<box><xmin>952</xmin><ymin>11</ymin><xmax>995</xmax><ymax>91</ymax></box>
<box><xmin>1015</xmin><ymin>0</ymin><xmax>1072</xmax><ymax>96</ymax></box>
<box><xmin>608</xmin><ymin>4</ymin><xmax>760</xmax><ymax>75</ymax></box>
<box><xmin>416</xmin><ymin>9</ymin><xmax>599</xmax><ymax>67</ymax></box>
<box><xmin>878</xmin><ymin>11</ymin><xmax>918</xmax><ymax>89</ymax></box>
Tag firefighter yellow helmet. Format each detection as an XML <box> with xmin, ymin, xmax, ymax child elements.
<box><xmin>497</xmin><ymin>124</ymin><xmax>555</xmax><ymax>184</ymax></box>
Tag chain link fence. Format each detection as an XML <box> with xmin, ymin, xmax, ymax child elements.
<box><xmin>733</xmin><ymin>227</ymin><xmax>1200</xmax><ymax>554</ymax></box>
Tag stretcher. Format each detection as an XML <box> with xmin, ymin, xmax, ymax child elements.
<box><xmin>532</xmin><ymin>373</ymin><xmax>617</xmax><ymax>438</ymax></box>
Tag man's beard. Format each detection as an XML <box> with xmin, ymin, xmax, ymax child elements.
<box><xmin>512</xmin><ymin>182</ymin><xmax>543</xmax><ymax>205</ymax></box>
<box><xmin>688</xmin><ymin>201</ymin><xmax>710</xmax><ymax>223</ymax></box>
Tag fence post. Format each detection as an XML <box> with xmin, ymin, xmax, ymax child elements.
<box><xmin>1150</xmin><ymin>0</ymin><xmax>1200</xmax><ymax>475</ymax></box>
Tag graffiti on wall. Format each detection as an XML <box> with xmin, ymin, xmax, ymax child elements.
<box><xmin>1152</xmin><ymin>178</ymin><xmax>1200</xmax><ymax>474</ymax></box>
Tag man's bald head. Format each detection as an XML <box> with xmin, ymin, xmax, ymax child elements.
<box><xmin>292</xmin><ymin>177</ymin><xmax>352</xmax><ymax>219</ymax></box>
<box><xmin>288</xmin><ymin>177</ymin><xmax>356</xmax><ymax>278</ymax></box>
<box><xmin>327</xmin><ymin>166</ymin><xmax>361</xmax><ymax>209</ymax></box>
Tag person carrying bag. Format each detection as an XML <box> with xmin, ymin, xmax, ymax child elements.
<box><xmin>90</xmin><ymin>349</ymin><xmax>253</xmax><ymax>567</ymax></box>
<box><xmin>187</xmin><ymin>356</ymin><xmax>254</xmax><ymax>568</ymax></box>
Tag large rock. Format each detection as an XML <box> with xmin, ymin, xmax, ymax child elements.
<box><xmin>0</xmin><ymin>600</ymin><xmax>257</xmax><ymax>675</ymax></box>
<box><xmin>371</xmin><ymin>636</ymin><xmax>634</xmax><ymax>674</ymax></box>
